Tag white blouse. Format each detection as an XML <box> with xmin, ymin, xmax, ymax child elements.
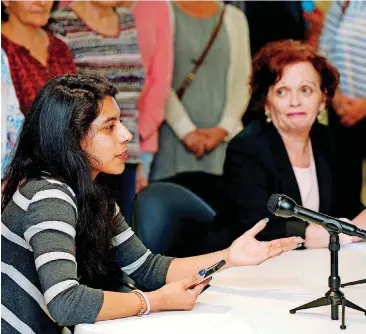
<box><xmin>292</xmin><ymin>142</ymin><xmax>320</xmax><ymax>211</ymax></box>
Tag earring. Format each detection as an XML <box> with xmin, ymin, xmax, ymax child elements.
<box><xmin>265</xmin><ymin>112</ymin><xmax>272</xmax><ymax>123</ymax></box>
<box><xmin>317</xmin><ymin>110</ymin><xmax>325</xmax><ymax>122</ymax></box>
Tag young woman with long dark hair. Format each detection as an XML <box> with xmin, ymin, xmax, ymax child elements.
<box><xmin>1</xmin><ymin>74</ymin><xmax>303</xmax><ymax>333</ymax></box>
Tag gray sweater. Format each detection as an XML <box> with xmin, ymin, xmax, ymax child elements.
<box><xmin>1</xmin><ymin>177</ymin><xmax>173</xmax><ymax>333</ymax></box>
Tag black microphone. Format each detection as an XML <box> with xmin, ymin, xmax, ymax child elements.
<box><xmin>267</xmin><ymin>194</ymin><xmax>366</xmax><ymax>239</ymax></box>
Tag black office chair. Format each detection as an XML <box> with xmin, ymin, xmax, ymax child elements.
<box><xmin>131</xmin><ymin>182</ymin><xmax>216</xmax><ymax>257</ymax></box>
<box><xmin>158</xmin><ymin>171</ymin><xmax>225</xmax><ymax>213</ymax></box>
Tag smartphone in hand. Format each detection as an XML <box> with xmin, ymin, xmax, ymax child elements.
<box><xmin>198</xmin><ymin>259</ymin><xmax>226</xmax><ymax>280</ymax></box>
<box><xmin>189</xmin><ymin>259</ymin><xmax>226</xmax><ymax>292</ymax></box>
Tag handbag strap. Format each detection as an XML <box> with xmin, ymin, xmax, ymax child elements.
<box><xmin>176</xmin><ymin>6</ymin><xmax>226</xmax><ymax>100</ymax></box>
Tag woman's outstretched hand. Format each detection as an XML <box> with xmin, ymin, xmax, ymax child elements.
<box><xmin>227</xmin><ymin>219</ymin><xmax>304</xmax><ymax>267</ymax></box>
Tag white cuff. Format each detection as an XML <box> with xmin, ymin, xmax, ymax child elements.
<box><xmin>218</xmin><ymin>116</ymin><xmax>243</xmax><ymax>142</ymax></box>
<box><xmin>171</xmin><ymin>117</ymin><xmax>197</xmax><ymax>140</ymax></box>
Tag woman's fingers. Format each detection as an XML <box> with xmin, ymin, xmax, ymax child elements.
<box><xmin>268</xmin><ymin>236</ymin><xmax>304</xmax><ymax>254</ymax></box>
<box><xmin>182</xmin><ymin>274</ymin><xmax>202</xmax><ymax>290</ymax></box>
<box><xmin>190</xmin><ymin>278</ymin><xmax>211</xmax><ymax>297</ymax></box>
<box><xmin>244</xmin><ymin>219</ymin><xmax>268</xmax><ymax>237</ymax></box>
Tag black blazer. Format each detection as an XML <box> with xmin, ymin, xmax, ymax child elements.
<box><xmin>219</xmin><ymin>120</ymin><xmax>362</xmax><ymax>242</ymax></box>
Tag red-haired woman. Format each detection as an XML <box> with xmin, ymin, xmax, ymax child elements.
<box><xmin>214</xmin><ymin>40</ymin><xmax>363</xmax><ymax>251</ymax></box>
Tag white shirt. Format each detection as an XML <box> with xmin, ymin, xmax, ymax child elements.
<box><xmin>292</xmin><ymin>142</ymin><xmax>320</xmax><ymax>211</ymax></box>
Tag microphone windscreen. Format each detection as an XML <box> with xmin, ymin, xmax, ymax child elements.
<box><xmin>267</xmin><ymin>193</ymin><xmax>282</xmax><ymax>214</ymax></box>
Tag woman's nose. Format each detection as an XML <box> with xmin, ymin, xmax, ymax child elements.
<box><xmin>289</xmin><ymin>91</ymin><xmax>301</xmax><ymax>107</ymax></box>
<box><xmin>118</xmin><ymin>125</ymin><xmax>133</xmax><ymax>143</ymax></box>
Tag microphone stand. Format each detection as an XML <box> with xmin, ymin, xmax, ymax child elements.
<box><xmin>289</xmin><ymin>220</ymin><xmax>366</xmax><ymax>330</ymax></box>
<box><xmin>341</xmin><ymin>279</ymin><xmax>366</xmax><ymax>288</ymax></box>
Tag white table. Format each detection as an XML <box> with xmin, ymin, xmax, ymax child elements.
<box><xmin>75</xmin><ymin>243</ymin><xmax>366</xmax><ymax>334</ymax></box>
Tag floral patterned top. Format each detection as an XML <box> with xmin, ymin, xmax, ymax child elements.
<box><xmin>1</xmin><ymin>34</ymin><xmax>76</xmax><ymax>116</ymax></box>
<box><xmin>1</xmin><ymin>48</ymin><xmax>24</xmax><ymax>176</ymax></box>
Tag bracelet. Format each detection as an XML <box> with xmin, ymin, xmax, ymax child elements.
<box><xmin>130</xmin><ymin>289</ymin><xmax>150</xmax><ymax>316</ymax></box>
<box><xmin>138</xmin><ymin>290</ymin><xmax>151</xmax><ymax>315</ymax></box>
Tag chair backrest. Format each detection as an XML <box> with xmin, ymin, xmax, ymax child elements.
<box><xmin>159</xmin><ymin>171</ymin><xmax>225</xmax><ymax>213</ymax></box>
<box><xmin>131</xmin><ymin>182</ymin><xmax>215</xmax><ymax>255</ymax></box>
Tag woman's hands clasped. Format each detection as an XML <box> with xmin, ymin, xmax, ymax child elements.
<box><xmin>183</xmin><ymin>127</ymin><xmax>228</xmax><ymax>158</ymax></box>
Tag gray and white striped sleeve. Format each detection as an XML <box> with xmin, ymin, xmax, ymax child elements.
<box><xmin>112</xmin><ymin>206</ymin><xmax>175</xmax><ymax>291</ymax></box>
<box><xmin>23</xmin><ymin>183</ymin><xmax>103</xmax><ymax>326</ymax></box>
<box><xmin>319</xmin><ymin>1</ymin><xmax>342</xmax><ymax>57</ymax></box>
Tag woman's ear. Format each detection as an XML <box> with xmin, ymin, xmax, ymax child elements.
<box><xmin>264</xmin><ymin>103</ymin><xmax>271</xmax><ymax>116</ymax></box>
<box><xmin>80</xmin><ymin>140</ymin><xmax>86</xmax><ymax>151</ymax></box>
<box><xmin>264</xmin><ymin>104</ymin><xmax>272</xmax><ymax>123</ymax></box>
<box><xmin>319</xmin><ymin>93</ymin><xmax>327</xmax><ymax>112</ymax></box>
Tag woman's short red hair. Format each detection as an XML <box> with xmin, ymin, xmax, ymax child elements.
<box><xmin>250</xmin><ymin>40</ymin><xmax>340</xmax><ymax>110</ymax></box>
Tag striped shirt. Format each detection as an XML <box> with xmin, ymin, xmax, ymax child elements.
<box><xmin>1</xmin><ymin>177</ymin><xmax>173</xmax><ymax>333</ymax></box>
<box><xmin>49</xmin><ymin>7</ymin><xmax>146</xmax><ymax>164</ymax></box>
<box><xmin>319</xmin><ymin>0</ymin><xmax>366</xmax><ymax>98</ymax></box>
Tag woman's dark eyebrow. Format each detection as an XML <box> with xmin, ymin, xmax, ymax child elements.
<box><xmin>102</xmin><ymin>116</ymin><xmax>119</xmax><ymax>124</ymax></box>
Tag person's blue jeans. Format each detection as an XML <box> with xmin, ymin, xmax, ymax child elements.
<box><xmin>141</xmin><ymin>152</ymin><xmax>154</xmax><ymax>180</ymax></box>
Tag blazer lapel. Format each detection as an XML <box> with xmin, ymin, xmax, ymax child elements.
<box><xmin>310</xmin><ymin>124</ymin><xmax>332</xmax><ymax>214</ymax></box>
<box><xmin>265</xmin><ymin>123</ymin><xmax>303</xmax><ymax>206</ymax></box>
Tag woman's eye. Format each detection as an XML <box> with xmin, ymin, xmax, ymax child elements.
<box><xmin>276</xmin><ymin>88</ymin><xmax>287</xmax><ymax>97</ymax></box>
<box><xmin>105</xmin><ymin>125</ymin><xmax>115</xmax><ymax>131</ymax></box>
<box><xmin>301</xmin><ymin>86</ymin><xmax>312</xmax><ymax>95</ymax></box>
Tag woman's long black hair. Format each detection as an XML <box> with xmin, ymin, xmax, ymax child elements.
<box><xmin>2</xmin><ymin>74</ymin><xmax>120</xmax><ymax>282</ymax></box>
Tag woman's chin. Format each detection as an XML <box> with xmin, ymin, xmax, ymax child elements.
<box><xmin>280</xmin><ymin>123</ymin><xmax>313</xmax><ymax>134</ymax></box>
<box><xmin>288</xmin><ymin>119</ymin><xmax>315</xmax><ymax>131</ymax></box>
<box><xmin>115</xmin><ymin>166</ymin><xmax>126</xmax><ymax>174</ymax></box>
<box><xmin>104</xmin><ymin>165</ymin><xmax>126</xmax><ymax>175</ymax></box>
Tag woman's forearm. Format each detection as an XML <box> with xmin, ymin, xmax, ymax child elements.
<box><xmin>304</xmin><ymin>223</ymin><xmax>356</xmax><ymax>248</ymax></box>
<box><xmin>352</xmin><ymin>209</ymin><xmax>366</xmax><ymax>229</ymax></box>
<box><xmin>96</xmin><ymin>290</ymin><xmax>162</xmax><ymax>321</ymax></box>
<box><xmin>166</xmin><ymin>249</ymin><xmax>230</xmax><ymax>283</ymax></box>
<box><xmin>303</xmin><ymin>224</ymin><xmax>330</xmax><ymax>248</ymax></box>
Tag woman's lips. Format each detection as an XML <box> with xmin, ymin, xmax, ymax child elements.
<box><xmin>116</xmin><ymin>151</ymin><xmax>128</xmax><ymax>161</ymax></box>
<box><xmin>287</xmin><ymin>112</ymin><xmax>307</xmax><ymax>116</ymax></box>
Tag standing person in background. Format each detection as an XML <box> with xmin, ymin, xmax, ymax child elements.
<box><xmin>241</xmin><ymin>0</ymin><xmax>307</xmax><ymax>128</ymax></box>
<box><xmin>319</xmin><ymin>0</ymin><xmax>366</xmax><ymax>208</ymax></box>
<box><xmin>302</xmin><ymin>0</ymin><xmax>325</xmax><ymax>49</ymax></box>
<box><xmin>1</xmin><ymin>0</ymin><xmax>76</xmax><ymax>116</ymax></box>
<box><xmin>50</xmin><ymin>1</ymin><xmax>145</xmax><ymax>224</ymax></box>
<box><xmin>244</xmin><ymin>1</ymin><xmax>306</xmax><ymax>58</ymax></box>
<box><xmin>129</xmin><ymin>0</ymin><xmax>173</xmax><ymax>192</ymax></box>
<box><xmin>1</xmin><ymin>48</ymin><xmax>23</xmax><ymax>176</ymax></box>
<box><xmin>150</xmin><ymin>1</ymin><xmax>251</xmax><ymax>182</ymax></box>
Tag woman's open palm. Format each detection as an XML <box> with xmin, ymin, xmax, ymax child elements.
<box><xmin>228</xmin><ymin>220</ymin><xmax>304</xmax><ymax>267</ymax></box>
